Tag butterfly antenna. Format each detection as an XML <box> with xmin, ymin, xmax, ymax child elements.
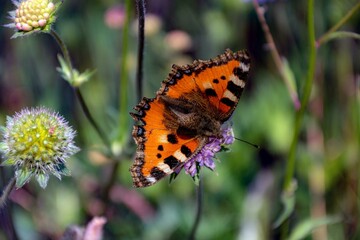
<box><xmin>234</xmin><ymin>137</ymin><xmax>260</xmax><ymax>149</ymax></box>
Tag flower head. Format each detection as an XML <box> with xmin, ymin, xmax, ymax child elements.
<box><xmin>5</xmin><ymin>0</ymin><xmax>61</xmax><ymax>38</ymax></box>
<box><xmin>0</xmin><ymin>107</ymin><xmax>79</xmax><ymax>188</ymax></box>
<box><xmin>175</xmin><ymin>124</ymin><xmax>235</xmax><ymax>178</ymax></box>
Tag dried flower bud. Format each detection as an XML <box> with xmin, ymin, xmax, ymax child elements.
<box><xmin>0</xmin><ymin>107</ymin><xmax>79</xmax><ymax>188</ymax></box>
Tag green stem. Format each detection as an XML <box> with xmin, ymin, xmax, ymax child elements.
<box><xmin>117</xmin><ymin>0</ymin><xmax>132</xmax><ymax>143</ymax></box>
<box><xmin>50</xmin><ymin>29</ymin><xmax>73</xmax><ymax>73</ymax></box>
<box><xmin>0</xmin><ymin>161</ymin><xmax>18</xmax><ymax>239</ymax></box>
<box><xmin>49</xmin><ymin>29</ymin><xmax>111</xmax><ymax>150</ymax></box>
<box><xmin>100</xmin><ymin>0</ymin><xmax>133</xmax><ymax>212</ymax></box>
<box><xmin>74</xmin><ymin>88</ymin><xmax>112</xmax><ymax>150</ymax></box>
<box><xmin>0</xmin><ymin>177</ymin><xmax>16</xmax><ymax>209</ymax></box>
<box><xmin>188</xmin><ymin>178</ymin><xmax>203</xmax><ymax>240</ymax></box>
<box><xmin>136</xmin><ymin>0</ymin><xmax>146</xmax><ymax>102</ymax></box>
<box><xmin>284</xmin><ymin>0</ymin><xmax>316</xmax><ymax>194</ymax></box>
<box><xmin>316</xmin><ymin>2</ymin><xmax>360</xmax><ymax>47</ymax></box>
<box><xmin>357</xmin><ymin>78</ymin><xmax>360</xmax><ymax>158</ymax></box>
<box><xmin>281</xmin><ymin>0</ymin><xmax>316</xmax><ymax>236</ymax></box>
<box><xmin>356</xmin><ymin>78</ymin><xmax>360</xmax><ymax>227</ymax></box>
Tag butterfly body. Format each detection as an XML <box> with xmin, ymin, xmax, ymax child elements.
<box><xmin>130</xmin><ymin>49</ymin><xmax>250</xmax><ymax>187</ymax></box>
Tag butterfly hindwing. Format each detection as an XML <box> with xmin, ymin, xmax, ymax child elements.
<box><xmin>131</xmin><ymin>98</ymin><xmax>203</xmax><ymax>187</ymax></box>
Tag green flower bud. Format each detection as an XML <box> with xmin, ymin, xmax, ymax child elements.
<box><xmin>0</xmin><ymin>107</ymin><xmax>79</xmax><ymax>189</ymax></box>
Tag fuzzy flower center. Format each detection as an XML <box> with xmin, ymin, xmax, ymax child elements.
<box><xmin>14</xmin><ymin>0</ymin><xmax>55</xmax><ymax>31</ymax></box>
<box><xmin>1</xmin><ymin>107</ymin><xmax>79</xmax><ymax>188</ymax></box>
<box><xmin>9</xmin><ymin>112</ymin><xmax>63</xmax><ymax>164</ymax></box>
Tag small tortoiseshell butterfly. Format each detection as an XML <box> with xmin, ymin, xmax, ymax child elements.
<box><xmin>130</xmin><ymin>49</ymin><xmax>250</xmax><ymax>187</ymax></box>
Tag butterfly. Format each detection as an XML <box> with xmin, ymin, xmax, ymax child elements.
<box><xmin>130</xmin><ymin>49</ymin><xmax>250</xmax><ymax>187</ymax></box>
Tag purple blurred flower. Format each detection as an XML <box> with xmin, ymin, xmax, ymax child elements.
<box><xmin>182</xmin><ymin>125</ymin><xmax>235</xmax><ymax>177</ymax></box>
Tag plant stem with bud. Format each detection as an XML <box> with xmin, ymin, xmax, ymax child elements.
<box><xmin>49</xmin><ymin>29</ymin><xmax>112</xmax><ymax>151</ymax></box>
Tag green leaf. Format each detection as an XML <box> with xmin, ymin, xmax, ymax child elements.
<box><xmin>57</xmin><ymin>54</ymin><xmax>72</xmax><ymax>83</ymax></box>
<box><xmin>57</xmin><ymin>54</ymin><xmax>95</xmax><ymax>87</ymax></box>
<box><xmin>36</xmin><ymin>173</ymin><xmax>50</xmax><ymax>189</ymax></box>
<box><xmin>15</xmin><ymin>169</ymin><xmax>33</xmax><ymax>188</ymax></box>
<box><xmin>51</xmin><ymin>168</ymin><xmax>62</xmax><ymax>180</ymax></box>
<box><xmin>288</xmin><ymin>216</ymin><xmax>342</xmax><ymax>240</ymax></box>
<box><xmin>169</xmin><ymin>172</ymin><xmax>180</xmax><ymax>184</ymax></box>
<box><xmin>0</xmin><ymin>142</ymin><xmax>7</xmax><ymax>153</ymax></box>
<box><xmin>56</xmin><ymin>162</ymin><xmax>71</xmax><ymax>176</ymax></box>
<box><xmin>282</xmin><ymin>58</ymin><xmax>297</xmax><ymax>97</ymax></box>
<box><xmin>0</xmin><ymin>125</ymin><xmax>6</xmax><ymax>133</ymax></box>
<box><xmin>321</xmin><ymin>31</ymin><xmax>360</xmax><ymax>45</ymax></box>
<box><xmin>73</xmin><ymin>69</ymin><xmax>96</xmax><ymax>87</ymax></box>
<box><xmin>1</xmin><ymin>157</ymin><xmax>15</xmax><ymax>166</ymax></box>
<box><xmin>273</xmin><ymin>188</ymin><xmax>296</xmax><ymax>228</ymax></box>
<box><xmin>10</xmin><ymin>29</ymin><xmax>41</xmax><ymax>39</ymax></box>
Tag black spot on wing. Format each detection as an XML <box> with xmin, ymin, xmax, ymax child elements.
<box><xmin>167</xmin><ymin>78</ymin><xmax>177</xmax><ymax>85</ymax></box>
<box><xmin>164</xmin><ymin>155</ymin><xmax>180</xmax><ymax>169</ymax></box>
<box><xmin>220</xmin><ymin>97</ymin><xmax>236</xmax><ymax>107</ymax></box>
<box><xmin>135</xmin><ymin>126</ymin><xmax>145</xmax><ymax>137</ymax></box>
<box><xmin>174</xmin><ymin>71</ymin><xmax>183</xmax><ymax>79</ymax></box>
<box><xmin>156</xmin><ymin>153</ymin><xmax>162</xmax><ymax>159</ymax></box>
<box><xmin>180</xmin><ymin>145</ymin><xmax>192</xmax><ymax>158</ymax></box>
<box><xmin>184</xmin><ymin>69</ymin><xmax>192</xmax><ymax>76</ymax></box>
<box><xmin>241</xmin><ymin>57</ymin><xmax>251</xmax><ymax>65</ymax></box>
<box><xmin>205</xmin><ymin>88</ymin><xmax>218</xmax><ymax>97</ymax></box>
<box><xmin>158</xmin><ymin>145</ymin><xmax>164</xmax><ymax>151</ymax></box>
<box><xmin>150</xmin><ymin>167</ymin><xmax>166</xmax><ymax>180</ymax></box>
<box><xmin>227</xmin><ymin>81</ymin><xmax>242</xmax><ymax>98</ymax></box>
<box><xmin>167</xmin><ymin>134</ymin><xmax>178</xmax><ymax>144</ymax></box>
<box><xmin>212</xmin><ymin>79</ymin><xmax>219</xmax><ymax>84</ymax></box>
<box><xmin>233</xmin><ymin>67</ymin><xmax>248</xmax><ymax>80</ymax></box>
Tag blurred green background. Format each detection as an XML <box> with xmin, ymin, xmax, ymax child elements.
<box><xmin>0</xmin><ymin>0</ymin><xmax>359</xmax><ymax>239</ymax></box>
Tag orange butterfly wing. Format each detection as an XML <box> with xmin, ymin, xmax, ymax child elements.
<box><xmin>131</xmin><ymin>98</ymin><xmax>203</xmax><ymax>187</ymax></box>
<box><xmin>160</xmin><ymin>49</ymin><xmax>250</xmax><ymax>121</ymax></box>
<box><xmin>130</xmin><ymin>49</ymin><xmax>250</xmax><ymax>187</ymax></box>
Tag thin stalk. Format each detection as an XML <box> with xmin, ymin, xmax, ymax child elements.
<box><xmin>100</xmin><ymin>161</ymin><xmax>119</xmax><ymax>214</ymax></box>
<box><xmin>252</xmin><ymin>0</ymin><xmax>300</xmax><ymax>110</ymax></box>
<box><xmin>356</xmin><ymin>77</ymin><xmax>360</xmax><ymax>159</ymax></box>
<box><xmin>49</xmin><ymin>29</ymin><xmax>111</xmax><ymax>149</ymax></box>
<box><xmin>316</xmin><ymin>2</ymin><xmax>360</xmax><ymax>47</ymax></box>
<box><xmin>117</xmin><ymin>0</ymin><xmax>132</xmax><ymax>142</ymax></box>
<box><xmin>0</xmin><ymin>168</ymin><xmax>18</xmax><ymax>239</ymax></box>
<box><xmin>0</xmin><ymin>177</ymin><xmax>16</xmax><ymax>208</ymax></box>
<box><xmin>136</xmin><ymin>0</ymin><xmax>145</xmax><ymax>102</ymax></box>
<box><xmin>0</xmin><ymin>203</ymin><xmax>18</xmax><ymax>240</ymax></box>
<box><xmin>188</xmin><ymin>179</ymin><xmax>203</xmax><ymax>240</ymax></box>
<box><xmin>356</xmin><ymin>77</ymin><xmax>360</xmax><ymax>236</ymax></box>
<box><xmin>281</xmin><ymin>0</ymin><xmax>316</xmax><ymax>237</ymax></box>
<box><xmin>50</xmin><ymin>29</ymin><xmax>72</xmax><ymax>71</ymax></box>
<box><xmin>101</xmin><ymin>0</ymin><xmax>133</xmax><ymax>212</ymax></box>
<box><xmin>74</xmin><ymin>88</ymin><xmax>112</xmax><ymax>149</ymax></box>
<box><xmin>283</xmin><ymin>0</ymin><xmax>316</xmax><ymax>192</ymax></box>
